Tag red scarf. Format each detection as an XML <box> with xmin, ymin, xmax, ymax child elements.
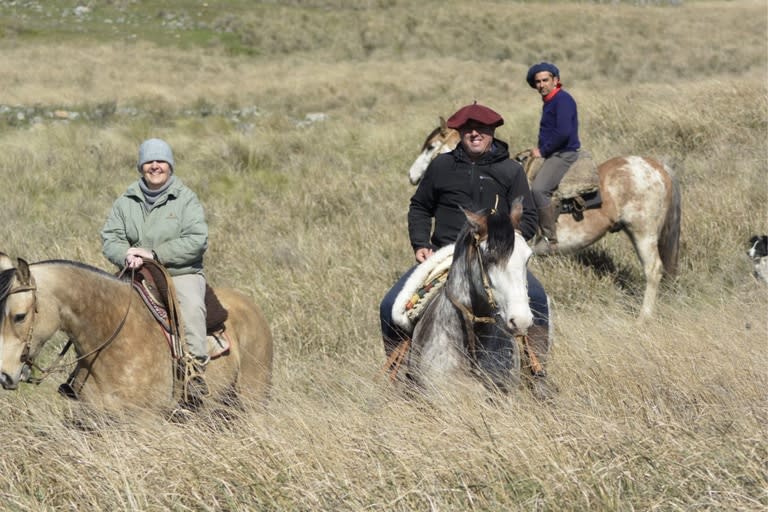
<box><xmin>543</xmin><ymin>83</ymin><xmax>562</xmax><ymax>103</ymax></box>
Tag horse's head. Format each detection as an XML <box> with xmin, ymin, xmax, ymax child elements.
<box><xmin>464</xmin><ymin>199</ymin><xmax>534</xmax><ymax>337</ymax></box>
<box><xmin>408</xmin><ymin>117</ymin><xmax>460</xmax><ymax>185</ymax></box>
<box><xmin>0</xmin><ymin>256</ymin><xmax>37</xmax><ymax>390</ymax></box>
<box><xmin>455</xmin><ymin>201</ymin><xmax>533</xmax><ymax>390</ymax></box>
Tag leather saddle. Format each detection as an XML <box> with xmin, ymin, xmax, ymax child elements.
<box><xmin>517</xmin><ymin>150</ymin><xmax>603</xmax><ymax>221</ymax></box>
<box><xmin>128</xmin><ymin>262</ymin><xmax>230</xmax><ymax>359</ymax></box>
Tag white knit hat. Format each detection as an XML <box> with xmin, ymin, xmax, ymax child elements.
<box><xmin>137</xmin><ymin>138</ymin><xmax>175</xmax><ymax>173</ymax></box>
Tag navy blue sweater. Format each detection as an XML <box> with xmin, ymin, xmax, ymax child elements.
<box><xmin>538</xmin><ymin>87</ymin><xmax>580</xmax><ymax>157</ymax></box>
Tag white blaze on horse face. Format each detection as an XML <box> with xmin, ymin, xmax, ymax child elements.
<box><xmin>408</xmin><ymin>127</ymin><xmax>461</xmax><ymax>185</ymax></box>
<box><xmin>0</xmin><ymin>300</ymin><xmax>9</xmax><ymax>370</ymax></box>
<box><xmin>487</xmin><ymin>234</ymin><xmax>534</xmax><ymax>334</ymax></box>
<box><xmin>407</xmin><ymin>149</ymin><xmax>434</xmax><ymax>185</ymax></box>
<box><xmin>0</xmin><ymin>290</ymin><xmax>36</xmax><ymax>388</ymax></box>
<box><xmin>408</xmin><ymin>140</ymin><xmax>456</xmax><ymax>185</ymax></box>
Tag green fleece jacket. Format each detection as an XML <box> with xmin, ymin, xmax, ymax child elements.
<box><xmin>101</xmin><ymin>176</ymin><xmax>208</xmax><ymax>276</ymax></box>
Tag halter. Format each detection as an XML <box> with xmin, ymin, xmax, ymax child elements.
<box><xmin>21</xmin><ymin>268</ymin><xmax>136</xmax><ymax>386</ymax></box>
<box><xmin>2</xmin><ymin>281</ymin><xmax>39</xmax><ymax>372</ymax></box>
<box><xmin>446</xmin><ymin>231</ymin><xmax>501</xmax><ymax>358</ymax></box>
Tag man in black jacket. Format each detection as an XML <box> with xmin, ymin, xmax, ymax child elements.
<box><xmin>380</xmin><ymin>102</ymin><xmax>555</xmax><ymax>399</ymax></box>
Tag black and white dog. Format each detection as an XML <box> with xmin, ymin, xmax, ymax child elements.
<box><xmin>747</xmin><ymin>235</ymin><xmax>768</xmax><ymax>283</ymax></box>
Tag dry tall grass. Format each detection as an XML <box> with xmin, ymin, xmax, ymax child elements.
<box><xmin>0</xmin><ymin>1</ymin><xmax>766</xmax><ymax>510</ymax></box>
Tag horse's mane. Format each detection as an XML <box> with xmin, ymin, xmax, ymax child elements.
<box><xmin>0</xmin><ymin>268</ymin><xmax>17</xmax><ymax>316</ymax></box>
<box><xmin>33</xmin><ymin>259</ymin><xmax>120</xmax><ymax>280</ymax></box>
<box><xmin>486</xmin><ymin>210</ymin><xmax>517</xmax><ymax>261</ymax></box>
<box><xmin>452</xmin><ymin>214</ymin><xmax>477</xmax><ymax>262</ymax></box>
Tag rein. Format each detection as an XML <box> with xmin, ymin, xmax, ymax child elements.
<box><xmin>446</xmin><ymin>232</ymin><xmax>499</xmax><ymax>358</ymax></box>
<box><xmin>4</xmin><ymin>283</ymin><xmax>38</xmax><ymax>371</ymax></box>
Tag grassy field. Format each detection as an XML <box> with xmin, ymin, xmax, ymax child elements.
<box><xmin>0</xmin><ymin>1</ymin><xmax>766</xmax><ymax>510</ymax></box>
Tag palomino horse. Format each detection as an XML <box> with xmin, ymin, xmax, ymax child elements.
<box><xmin>408</xmin><ymin>119</ymin><xmax>682</xmax><ymax>319</ymax></box>
<box><xmin>0</xmin><ymin>254</ymin><xmax>272</xmax><ymax>414</ymax></box>
<box><xmin>403</xmin><ymin>200</ymin><xmax>534</xmax><ymax>392</ymax></box>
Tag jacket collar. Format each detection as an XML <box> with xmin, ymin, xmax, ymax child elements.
<box><xmin>454</xmin><ymin>138</ymin><xmax>510</xmax><ymax>165</ymax></box>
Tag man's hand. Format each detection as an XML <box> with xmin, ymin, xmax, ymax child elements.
<box><xmin>415</xmin><ymin>247</ymin><xmax>434</xmax><ymax>263</ymax></box>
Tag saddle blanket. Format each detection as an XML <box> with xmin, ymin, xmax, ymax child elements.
<box><xmin>557</xmin><ymin>151</ymin><xmax>600</xmax><ymax>199</ymax></box>
<box><xmin>392</xmin><ymin>244</ymin><xmax>454</xmax><ymax>332</ymax></box>
<box><xmin>526</xmin><ymin>150</ymin><xmax>600</xmax><ymax>200</ymax></box>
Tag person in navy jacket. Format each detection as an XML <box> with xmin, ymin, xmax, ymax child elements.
<box><xmin>526</xmin><ymin>62</ymin><xmax>581</xmax><ymax>252</ymax></box>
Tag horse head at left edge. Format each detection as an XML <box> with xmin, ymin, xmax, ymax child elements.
<box><xmin>0</xmin><ymin>254</ymin><xmax>37</xmax><ymax>390</ymax></box>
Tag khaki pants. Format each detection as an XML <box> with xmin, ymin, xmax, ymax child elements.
<box><xmin>172</xmin><ymin>273</ymin><xmax>207</xmax><ymax>359</ymax></box>
<box><xmin>531</xmin><ymin>150</ymin><xmax>579</xmax><ymax>207</ymax></box>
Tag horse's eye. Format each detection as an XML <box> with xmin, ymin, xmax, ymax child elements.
<box><xmin>13</xmin><ymin>313</ymin><xmax>26</xmax><ymax>323</ymax></box>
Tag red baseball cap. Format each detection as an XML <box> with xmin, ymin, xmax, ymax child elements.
<box><xmin>446</xmin><ymin>102</ymin><xmax>504</xmax><ymax>129</ymax></box>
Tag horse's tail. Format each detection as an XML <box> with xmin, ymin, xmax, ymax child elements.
<box><xmin>658</xmin><ymin>167</ymin><xmax>681</xmax><ymax>278</ymax></box>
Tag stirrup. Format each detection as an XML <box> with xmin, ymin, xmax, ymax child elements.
<box><xmin>182</xmin><ymin>354</ymin><xmax>210</xmax><ymax>405</ymax></box>
<box><xmin>533</xmin><ymin>236</ymin><xmax>558</xmax><ymax>254</ymax></box>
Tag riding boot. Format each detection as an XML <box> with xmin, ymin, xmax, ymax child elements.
<box><xmin>525</xmin><ymin>324</ymin><xmax>558</xmax><ymax>401</ymax></box>
<box><xmin>383</xmin><ymin>336</ymin><xmax>399</xmax><ymax>361</ymax></box>
<box><xmin>533</xmin><ymin>203</ymin><xmax>559</xmax><ymax>254</ymax></box>
<box><xmin>383</xmin><ymin>336</ymin><xmax>412</xmax><ymax>382</ymax></box>
<box><xmin>185</xmin><ymin>354</ymin><xmax>210</xmax><ymax>405</ymax></box>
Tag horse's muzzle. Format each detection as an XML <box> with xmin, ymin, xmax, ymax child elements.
<box><xmin>0</xmin><ymin>364</ymin><xmax>30</xmax><ymax>390</ymax></box>
<box><xmin>0</xmin><ymin>372</ymin><xmax>20</xmax><ymax>390</ymax></box>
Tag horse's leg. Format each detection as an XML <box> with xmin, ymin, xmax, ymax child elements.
<box><xmin>410</xmin><ymin>302</ymin><xmax>472</xmax><ymax>392</ymax></box>
<box><xmin>626</xmin><ymin>228</ymin><xmax>663</xmax><ymax>320</ymax></box>
<box><xmin>217</xmin><ymin>290</ymin><xmax>273</xmax><ymax>408</ymax></box>
<box><xmin>235</xmin><ymin>311</ymin><xmax>273</xmax><ymax>406</ymax></box>
<box><xmin>552</xmin><ymin>210</ymin><xmax>612</xmax><ymax>254</ymax></box>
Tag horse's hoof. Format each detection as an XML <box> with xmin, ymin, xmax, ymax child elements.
<box><xmin>58</xmin><ymin>382</ymin><xmax>79</xmax><ymax>400</ymax></box>
<box><xmin>167</xmin><ymin>407</ymin><xmax>195</xmax><ymax>423</ymax></box>
<box><xmin>529</xmin><ymin>375</ymin><xmax>558</xmax><ymax>402</ymax></box>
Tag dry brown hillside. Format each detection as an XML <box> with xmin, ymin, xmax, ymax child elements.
<box><xmin>0</xmin><ymin>1</ymin><xmax>765</xmax><ymax>510</ymax></box>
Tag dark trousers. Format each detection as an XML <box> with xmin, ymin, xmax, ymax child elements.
<box><xmin>380</xmin><ymin>264</ymin><xmax>549</xmax><ymax>348</ymax></box>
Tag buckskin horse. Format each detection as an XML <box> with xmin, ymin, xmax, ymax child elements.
<box><xmin>408</xmin><ymin>118</ymin><xmax>682</xmax><ymax>319</ymax></box>
<box><xmin>0</xmin><ymin>253</ymin><xmax>272</xmax><ymax>415</ymax></box>
<box><xmin>390</xmin><ymin>201</ymin><xmax>536</xmax><ymax>393</ymax></box>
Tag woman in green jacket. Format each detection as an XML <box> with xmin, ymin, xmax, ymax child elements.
<box><xmin>101</xmin><ymin>138</ymin><xmax>209</xmax><ymax>399</ymax></box>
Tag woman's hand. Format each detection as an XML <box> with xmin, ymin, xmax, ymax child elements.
<box><xmin>125</xmin><ymin>247</ymin><xmax>154</xmax><ymax>268</ymax></box>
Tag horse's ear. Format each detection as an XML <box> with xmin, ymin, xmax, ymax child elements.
<box><xmin>513</xmin><ymin>149</ymin><xmax>530</xmax><ymax>163</ymax></box>
<box><xmin>464</xmin><ymin>209</ymin><xmax>488</xmax><ymax>237</ymax></box>
<box><xmin>0</xmin><ymin>253</ymin><xmax>13</xmax><ymax>271</ymax></box>
<box><xmin>15</xmin><ymin>258</ymin><xmax>32</xmax><ymax>285</ymax></box>
<box><xmin>509</xmin><ymin>197</ymin><xmax>524</xmax><ymax>229</ymax></box>
<box><xmin>439</xmin><ymin>116</ymin><xmax>447</xmax><ymax>131</ymax></box>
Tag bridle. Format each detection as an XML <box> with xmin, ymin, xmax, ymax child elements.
<box><xmin>445</xmin><ymin>231</ymin><xmax>541</xmax><ymax>377</ymax></box>
<box><xmin>446</xmin><ymin>231</ymin><xmax>506</xmax><ymax>358</ymax></box>
<box><xmin>2</xmin><ymin>279</ymin><xmax>38</xmax><ymax>375</ymax></box>
<box><xmin>5</xmin><ymin>268</ymin><xmax>135</xmax><ymax>386</ymax></box>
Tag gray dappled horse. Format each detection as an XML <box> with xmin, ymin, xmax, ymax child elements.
<box><xmin>403</xmin><ymin>201</ymin><xmax>534</xmax><ymax>393</ymax></box>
